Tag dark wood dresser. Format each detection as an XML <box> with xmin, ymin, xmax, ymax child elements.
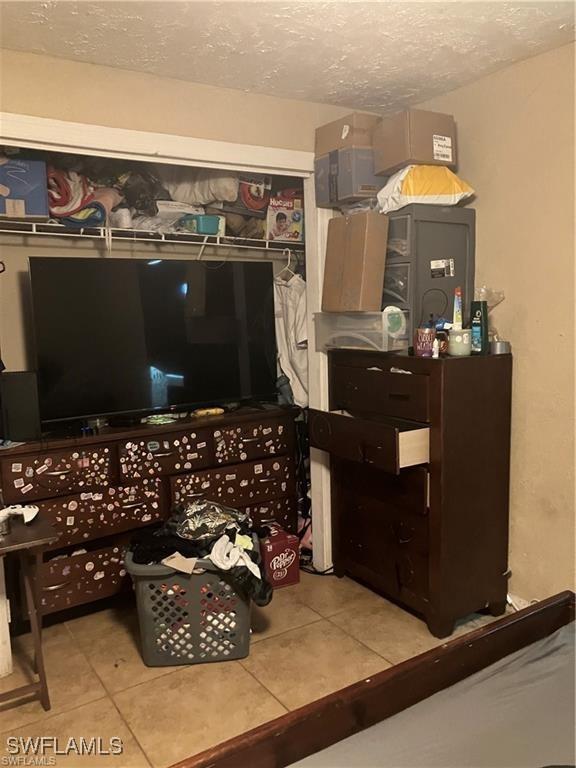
<box><xmin>0</xmin><ymin>406</ymin><xmax>298</xmax><ymax>618</ymax></box>
<box><xmin>309</xmin><ymin>350</ymin><xmax>512</xmax><ymax>637</ymax></box>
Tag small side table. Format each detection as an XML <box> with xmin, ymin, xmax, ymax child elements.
<box><xmin>0</xmin><ymin>517</ymin><xmax>58</xmax><ymax>711</ymax></box>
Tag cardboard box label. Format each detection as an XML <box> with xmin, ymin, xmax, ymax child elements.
<box><xmin>270</xmin><ymin>547</ymin><xmax>297</xmax><ymax>581</ymax></box>
<box><xmin>341</xmin><ymin>124</ymin><xmax>351</xmax><ymax>140</ymax></box>
<box><xmin>433</xmin><ymin>135</ymin><xmax>453</xmax><ymax>162</ymax></box>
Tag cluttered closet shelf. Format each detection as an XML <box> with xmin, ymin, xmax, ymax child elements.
<box><xmin>0</xmin><ymin>219</ymin><xmax>305</xmax><ymax>257</ymax></box>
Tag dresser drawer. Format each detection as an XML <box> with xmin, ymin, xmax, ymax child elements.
<box><xmin>332</xmin><ymin>364</ymin><xmax>430</xmax><ymax>423</ymax></box>
<box><xmin>38</xmin><ymin>540</ymin><xmax>128</xmax><ymax>615</ymax></box>
<box><xmin>309</xmin><ymin>409</ymin><xmax>429</xmax><ymax>475</ymax></box>
<box><xmin>171</xmin><ymin>456</ymin><xmax>294</xmax><ymax>508</ymax></box>
<box><xmin>241</xmin><ymin>497</ymin><xmax>297</xmax><ymax>533</ymax></box>
<box><xmin>337</xmin><ymin>463</ymin><xmax>429</xmax><ymax>600</ymax></box>
<box><xmin>119</xmin><ymin>428</ymin><xmax>212</xmax><ymax>479</ymax></box>
<box><xmin>37</xmin><ymin>479</ymin><xmax>163</xmax><ymax>550</ymax></box>
<box><xmin>1</xmin><ymin>445</ymin><xmax>113</xmax><ymax>503</ymax></box>
<box><xmin>213</xmin><ymin>418</ymin><xmax>293</xmax><ymax>465</ymax></box>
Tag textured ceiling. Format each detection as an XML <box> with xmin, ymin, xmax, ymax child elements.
<box><xmin>0</xmin><ymin>1</ymin><xmax>574</xmax><ymax>111</ymax></box>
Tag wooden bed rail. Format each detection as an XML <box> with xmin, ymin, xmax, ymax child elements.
<box><xmin>172</xmin><ymin>590</ymin><xmax>575</xmax><ymax>768</ymax></box>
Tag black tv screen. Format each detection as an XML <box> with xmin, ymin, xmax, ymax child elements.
<box><xmin>29</xmin><ymin>257</ymin><xmax>277</xmax><ymax>423</ymax></box>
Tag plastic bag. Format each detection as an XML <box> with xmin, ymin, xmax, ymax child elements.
<box><xmin>377</xmin><ymin>165</ymin><xmax>474</xmax><ymax>214</ymax></box>
<box><xmin>475</xmin><ymin>285</ymin><xmax>505</xmax><ymax>341</ymax></box>
<box><xmin>156</xmin><ymin>165</ymin><xmax>239</xmax><ymax>206</ymax></box>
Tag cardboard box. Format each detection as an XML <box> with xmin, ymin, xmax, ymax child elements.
<box><xmin>315</xmin><ymin>148</ymin><xmax>382</xmax><ymax>209</ymax></box>
<box><xmin>315</xmin><ymin>112</ymin><xmax>380</xmax><ymax>157</ymax></box>
<box><xmin>266</xmin><ymin>192</ymin><xmax>304</xmax><ymax>242</ymax></box>
<box><xmin>322</xmin><ymin>210</ymin><xmax>389</xmax><ymax>312</ymax></box>
<box><xmin>372</xmin><ymin>109</ymin><xmax>457</xmax><ymax>176</ymax></box>
<box><xmin>261</xmin><ymin>524</ymin><xmax>300</xmax><ymax>589</ymax></box>
<box><xmin>0</xmin><ymin>158</ymin><xmax>49</xmax><ymax>220</ymax></box>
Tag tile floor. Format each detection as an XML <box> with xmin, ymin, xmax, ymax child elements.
<box><xmin>0</xmin><ymin>573</ymin><xmax>501</xmax><ymax>768</ymax></box>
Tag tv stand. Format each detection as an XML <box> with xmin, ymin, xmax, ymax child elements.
<box><xmin>0</xmin><ymin>406</ymin><xmax>298</xmax><ymax>619</ymax></box>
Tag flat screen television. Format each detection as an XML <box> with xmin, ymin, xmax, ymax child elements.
<box><xmin>29</xmin><ymin>257</ymin><xmax>277</xmax><ymax>424</ymax></box>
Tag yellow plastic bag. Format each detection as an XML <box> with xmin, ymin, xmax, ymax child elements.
<box><xmin>377</xmin><ymin>165</ymin><xmax>474</xmax><ymax>214</ymax></box>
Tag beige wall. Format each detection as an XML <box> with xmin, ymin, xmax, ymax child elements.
<box><xmin>419</xmin><ymin>42</ymin><xmax>575</xmax><ymax>600</ymax></box>
<box><xmin>0</xmin><ymin>49</ymin><xmax>355</xmax><ymax>150</ymax></box>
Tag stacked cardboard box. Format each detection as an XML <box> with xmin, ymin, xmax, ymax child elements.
<box><xmin>372</xmin><ymin>109</ymin><xmax>457</xmax><ymax>176</ymax></box>
<box><xmin>315</xmin><ymin>109</ymin><xmax>458</xmax><ymax>311</ymax></box>
<box><xmin>322</xmin><ymin>210</ymin><xmax>389</xmax><ymax>312</ymax></box>
<box><xmin>314</xmin><ymin>114</ymin><xmax>381</xmax><ymax>209</ymax></box>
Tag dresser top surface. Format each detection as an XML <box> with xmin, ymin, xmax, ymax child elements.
<box><xmin>0</xmin><ymin>405</ymin><xmax>298</xmax><ymax>458</ymax></box>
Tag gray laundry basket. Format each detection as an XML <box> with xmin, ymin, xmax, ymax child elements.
<box><xmin>125</xmin><ymin>551</ymin><xmax>251</xmax><ymax>667</ymax></box>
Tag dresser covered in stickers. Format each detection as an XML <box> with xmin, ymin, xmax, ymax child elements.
<box><xmin>0</xmin><ymin>407</ymin><xmax>298</xmax><ymax>617</ymax></box>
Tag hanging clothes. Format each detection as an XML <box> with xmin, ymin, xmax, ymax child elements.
<box><xmin>274</xmin><ymin>273</ymin><xmax>308</xmax><ymax>408</ymax></box>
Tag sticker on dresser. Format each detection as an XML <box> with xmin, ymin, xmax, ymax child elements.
<box><xmin>39</xmin><ymin>543</ymin><xmax>129</xmax><ymax>615</ymax></box>
<box><xmin>241</xmin><ymin>496</ymin><xmax>298</xmax><ymax>532</ymax></box>
<box><xmin>171</xmin><ymin>456</ymin><xmax>294</xmax><ymax>507</ymax></box>
<box><xmin>213</xmin><ymin>420</ymin><xmax>291</xmax><ymax>465</ymax></box>
<box><xmin>119</xmin><ymin>429</ymin><xmax>212</xmax><ymax>478</ymax></box>
<box><xmin>1</xmin><ymin>446</ymin><xmax>113</xmax><ymax>503</ymax></box>
<box><xmin>36</xmin><ymin>478</ymin><xmax>163</xmax><ymax>549</ymax></box>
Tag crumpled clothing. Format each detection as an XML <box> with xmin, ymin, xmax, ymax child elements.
<box><xmin>228</xmin><ymin>564</ymin><xmax>272</xmax><ymax>607</ymax></box>
<box><xmin>208</xmin><ymin>534</ymin><xmax>261</xmax><ymax>580</ymax></box>
<box><xmin>130</xmin><ymin>527</ymin><xmax>210</xmax><ymax>564</ymax></box>
<box><xmin>59</xmin><ymin>201</ymin><xmax>107</xmax><ymax>228</ymax></box>
<box><xmin>234</xmin><ymin>533</ymin><xmax>253</xmax><ymax>551</ymax></box>
<box><xmin>122</xmin><ymin>171</ymin><xmax>170</xmax><ymax>216</ymax></box>
<box><xmin>129</xmin><ymin>522</ymin><xmax>272</xmax><ymax>607</ymax></box>
<box><xmin>169</xmin><ymin>500</ymin><xmax>250</xmax><ymax>542</ymax></box>
<box><xmin>129</xmin><ymin>497</ymin><xmax>273</xmax><ymax>606</ymax></box>
<box><xmin>48</xmin><ymin>168</ymin><xmax>94</xmax><ymax>217</ymax></box>
<box><xmin>92</xmin><ymin>187</ymin><xmax>124</xmax><ymax>215</ymax></box>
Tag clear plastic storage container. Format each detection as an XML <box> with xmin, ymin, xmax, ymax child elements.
<box><xmin>314</xmin><ymin>308</ymin><xmax>410</xmax><ymax>352</ymax></box>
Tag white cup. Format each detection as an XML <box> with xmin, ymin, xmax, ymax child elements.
<box><xmin>448</xmin><ymin>329</ymin><xmax>472</xmax><ymax>356</ymax></box>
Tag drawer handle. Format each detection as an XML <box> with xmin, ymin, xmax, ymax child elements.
<box><xmin>242</xmin><ymin>438</ymin><xmax>260</xmax><ymax>443</ymax></box>
<box><xmin>153</xmin><ymin>451</ymin><xmax>174</xmax><ymax>457</ymax></box>
<box><xmin>120</xmin><ymin>502</ymin><xmax>143</xmax><ymax>509</ymax></box>
<box><xmin>360</xmin><ymin>442</ymin><xmax>383</xmax><ymax>464</ymax></box>
<box><xmin>44</xmin><ymin>469</ymin><xmax>72</xmax><ymax>476</ymax></box>
<box><xmin>42</xmin><ymin>582</ymin><xmax>71</xmax><ymax>591</ymax></box>
<box><xmin>392</xmin><ymin>522</ymin><xmax>413</xmax><ymax>544</ymax></box>
<box><xmin>389</xmin><ymin>393</ymin><xmax>410</xmax><ymax>401</ymax></box>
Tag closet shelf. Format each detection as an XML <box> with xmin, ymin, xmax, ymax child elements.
<box><xmin>0</xmin><ymin>220</ymin><xmax>305</xmax><ymax>256</ymax></box>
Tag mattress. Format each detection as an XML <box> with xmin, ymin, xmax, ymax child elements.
<box><xmin>291</xmin><ymin>622</ymin><xmax>575</xmax><ymax>767</ymax></box>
